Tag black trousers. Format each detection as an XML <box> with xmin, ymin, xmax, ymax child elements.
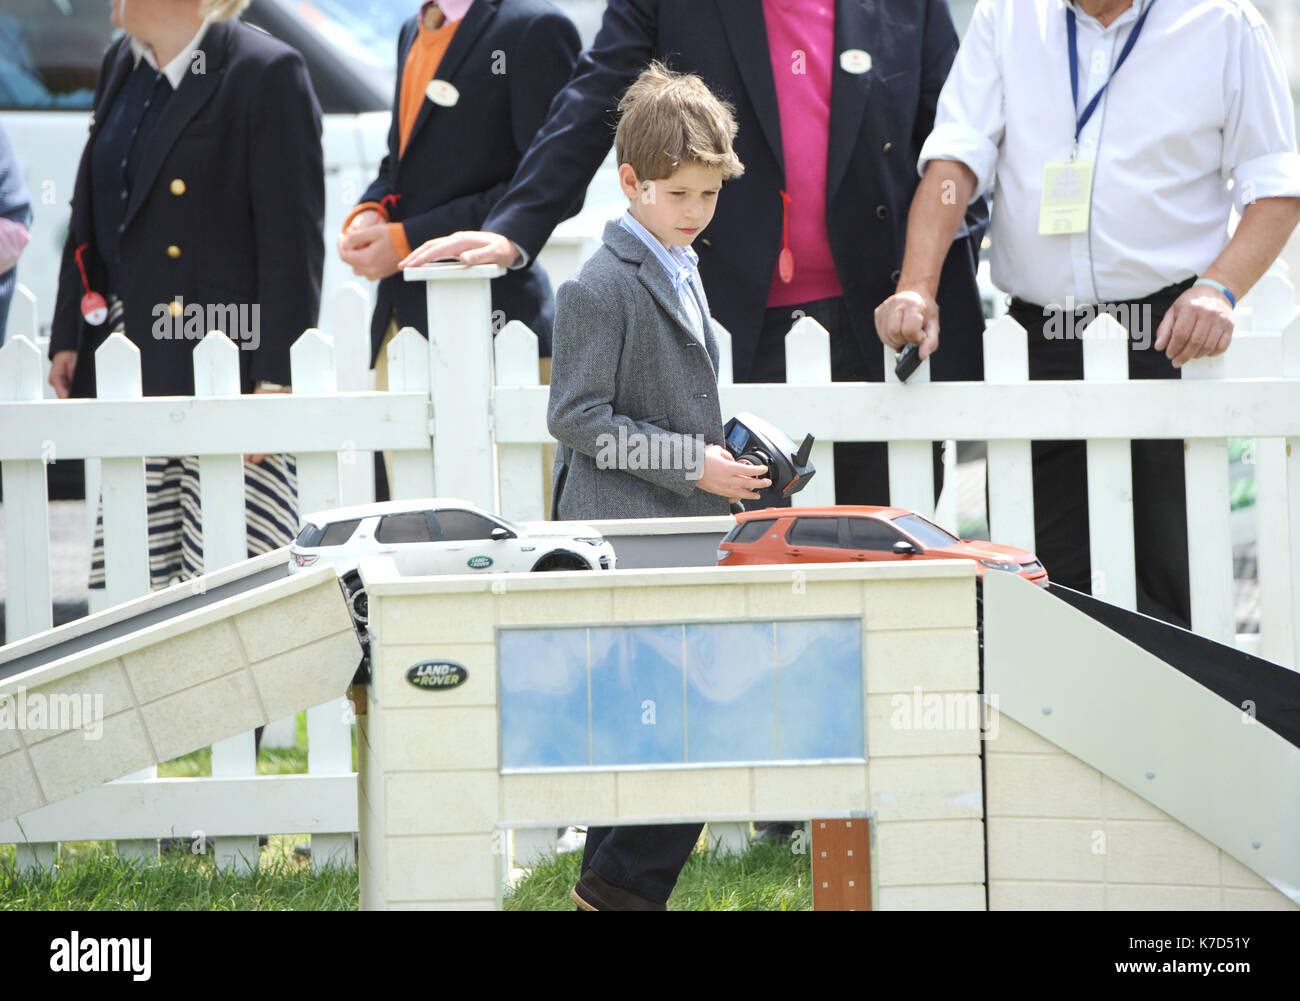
<box><xmin>1007</xmin><ymin>279</ymin><xmax>1194</xmax><ymax>628</ymax></box>
<box><xmin>750</xmin><ymin>295</ymin><xmax>945</xmax><ymax>505</ymax></box>
<box><xmin>582</xmin><ymin>823</ymin><xmax>702</xmax><ymax>905</ymax></box>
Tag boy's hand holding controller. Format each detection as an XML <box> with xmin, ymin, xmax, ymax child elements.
<box><xmin>698</xmin><ymin>445</ymin><xmax>769</xmax><ymax>502</ymax></box>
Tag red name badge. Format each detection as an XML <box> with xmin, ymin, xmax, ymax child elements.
<box><xmin>74</xmin><ymin>244</ymin><xmax>107</xmax><ymax>325</ymax></box>
<box><xmin>81</xmin><ymin>290</ymin><xmax>108</xmax><ymax>326</ymax></box>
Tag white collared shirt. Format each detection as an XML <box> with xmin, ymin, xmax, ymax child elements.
<box><xmin>617</xmin><ymin>209</ymin><xmax>708</xmax><ymax>343</ymax></box>
<box><xmin>919</xmin><ymin>0</ymin><xmax>1300</xmax><ymax>305</ymax></box>
<box><xmin>129</xmin><ymin>16</ymin><xmax>213</xmax><ymax>90</ymax></box>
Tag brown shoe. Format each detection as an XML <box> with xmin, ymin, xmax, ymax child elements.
<box><xmin>571</xmin><ymin>869</ymin><xmax>666</xmax><ymax>911</ymax></box>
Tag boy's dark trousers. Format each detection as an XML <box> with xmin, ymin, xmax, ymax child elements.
<box><xmin>582</xmin><ymin>824</ymin><xmax>703</xmax><ymax>905</ymax></box>
<box><xmin>1007</xmin><ymin>279</ymin><xmax>1195</xmax><ymax>629</ymax></box>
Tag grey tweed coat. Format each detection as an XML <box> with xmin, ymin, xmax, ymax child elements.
<box><xmin>548</xmin><ymin>220</ymin><xmax>731</xmax><ymax>521</ymax></box>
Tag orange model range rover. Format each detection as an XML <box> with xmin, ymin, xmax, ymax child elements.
<box><xmin>716</xmin><ymin>506</ymin><xmax>1049</xmax><ymax>586</ymax></box>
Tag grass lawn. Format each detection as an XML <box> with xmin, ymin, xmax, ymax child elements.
<box><xmin>2</xmin><ymin>713</ymin><xmax>810</xmax><ymax>910</ymax></box>
<box><xmin>0</xmin><ymin>837</ymin><xmax>357</xmax><ymax>910</ymax></box>
<box><xmin>2</xmin><ymin>828</ymin><xmax>810</xmax><ymax>911</ymax></box>
<box><xmin>505</xmin><ymin>835</ymin><xmax>813</xmax><ymax>911</ymax></box>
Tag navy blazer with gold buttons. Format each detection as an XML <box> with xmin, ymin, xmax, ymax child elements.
<box><xmin>50</xmin><ymin>17</ymin><xmax>324</xmax><ymax>398</ymax></box>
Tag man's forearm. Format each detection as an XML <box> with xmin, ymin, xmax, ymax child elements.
<box><xmin>1202</xmin><ymin>196</ymin><xmax>1300</xmax><ymax>302</ymax></box>
<box><xmin>897</xmin><ymin>159</ymin><xmax>978</xmax><ymax>297</ymax></box>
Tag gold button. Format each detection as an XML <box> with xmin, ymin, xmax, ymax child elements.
<box><xmin>169</xmin><ymin>300</ymin><xmax>182</xmax><ymax>317</ymax></box>
<box><xmin>170</xmin><ymin>178</ymin><xmax>186</xmax><ymax>196</ymax></box>
<box><xmin>167</xmin><ymin>245</ymin><xmax>181</xmax><ymax>259</ymax></box>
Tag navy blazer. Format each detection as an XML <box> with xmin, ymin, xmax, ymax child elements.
<box><xmin>485</xmin><ymin>0</ymin><xmax>988</xmax><ymax>383</ymax></box>
<box><xmin>50</xmin><ymin>18</ymin><xmax>324</xmax><ymax>398</ymax></box>
<box><xmin>358</xmin><ymin>0</ymin><xmax>581</xmax><ymax>361</ymax></box>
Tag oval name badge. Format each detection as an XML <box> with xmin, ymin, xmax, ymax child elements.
<box><xmin>468</xmin><ymin>555</ymin><xmax>493</xmax><ymax>569</ymax></box>
<box><xmin>426</xmin><ymin>79</ymin><xmax>460</xmax><ymax>107</ymax></box>
<box><xmin>407</xmin><ymin>660</ymin><xmax>468</xmax><ymax>691</ymax></box>
<box><xmin>840</xmin><ymin>49</ymin><xmax>872</xmax><ymax>75</ymax></box>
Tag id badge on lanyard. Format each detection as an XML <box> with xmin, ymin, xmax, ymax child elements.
<box><xmin>1038</xmin><ymin>159</ymin><xmax>1094</xmax><ymax>236</ymax></box>
<box><xmin>1038</xmin><ymin>1</ymin><xmax>1157</xmax><ymax>237</ymax></box>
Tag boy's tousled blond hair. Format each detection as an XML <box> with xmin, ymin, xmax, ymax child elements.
<box><xmin>614</xmin><ymin>61</ymin><xmax>744</xmax><ymax>183</ymax></box>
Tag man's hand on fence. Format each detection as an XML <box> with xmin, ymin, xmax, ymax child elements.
<box><xmin>1154</xmin><ymin>284</ymin><xmax>1235</xmax><ymax>368</ymax></box>
<box><xmin>49</xmin><ymin>349</ymin><xmax>76</xmax><ymax>399</ymax></box>
<box><xmin>400</xmin><ymin>231</ymin><xmax>520</xmax><ymax>270</ymax></box>
<box><xmin>874</xmin><ymin>288</ymin><xmax>940</xmax><ymax>361</ymax></box>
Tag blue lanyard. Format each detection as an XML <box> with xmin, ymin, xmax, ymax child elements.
<box><xmin>1067</xmin><ymin>0</ymin><xmax>1157</xmax><ymax>145</ymax></box>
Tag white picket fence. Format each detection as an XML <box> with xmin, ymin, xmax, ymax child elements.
<box><xmin>2</xmin><ymin>263</ymin><xmax>1299</xmax><ymax>873</ymax></box>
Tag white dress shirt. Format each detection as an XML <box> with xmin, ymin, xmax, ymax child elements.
<box><xmin>919</xmin><ymin>0</ymin><xmax>1300</xmax><ymax>305</ymax></box>
<box><xmin>129</xmin><ymin>16</ymin><xmax>213</xmax><ymax>90</ymax></box>
<box><xmin>617</xmin><ymin>209</ymin><xmax>708</xmax><ymax>344</ymax></box>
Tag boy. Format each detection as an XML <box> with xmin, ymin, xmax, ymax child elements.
<box><xmin>547</xmin><ymin>62</ymin><xmax>771</xmax><ymax>911</ymax></box>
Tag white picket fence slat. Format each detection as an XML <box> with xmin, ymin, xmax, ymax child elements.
<box><xmin>883</xmin><ymin>340</ymin><xmax>935</xmax><ymax>519</ymax></box>
<box><xmin>982</xmin><ymin>316</ymin><xmax>1035</xmax><ymax>555</ymax></box>
<box><xmin>0</xmin><ymin>336</ymin><xmax>52</xmax><ymax>640</ymax></box>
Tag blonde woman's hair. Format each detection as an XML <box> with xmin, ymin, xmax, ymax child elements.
<box><xmin>200</xmin><ymin>0</ymin><xmax>252</xmax><ymax>20</ymax></box>
<box><xmin>614</xmin><ymin>61</ymin><xmax>744</xmax><ymax>183</ymax></box>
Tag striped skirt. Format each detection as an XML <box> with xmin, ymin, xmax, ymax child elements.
<box><xmin>88</xmin><ymin>454</ymin><xmax>299</xmax><ymax>591</ymax></box>
<box><xmin>88</xmin><ymin>296</ymin><xmax>299</xmax><ymax>591</ymax></box>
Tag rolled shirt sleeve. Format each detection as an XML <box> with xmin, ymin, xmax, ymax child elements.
<box><xmin>917</xmin><ymin>0</ymin><xmax>1004</xmax><ymax>201</ymax></box>
<box><xmin>1223</xmin><ymin>13</ymin><xmax>1300</xmax><ymax>212</ymax></box>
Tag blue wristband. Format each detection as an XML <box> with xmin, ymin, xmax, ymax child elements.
<box><xmin>1193</xmin><ymin>278</ymin><xmax>1236</xmax><ymax>309</ymax></box>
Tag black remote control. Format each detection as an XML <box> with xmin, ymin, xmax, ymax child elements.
<box><xmin>895</xmin><ymin>342</ymin><xmax>923</xmax><ymax>382</ymax></box>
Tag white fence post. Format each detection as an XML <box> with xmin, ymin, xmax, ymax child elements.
<box><xmin>329</xmin><ymin>282</ymin><xmax>376</xmax><ymax>508</ymax></box>
<box><xmin>883</xmin><ymin>342</ymin><xmax>934</xmax><ymax>517</ymax></box>
<box><xmin>387</xmin><ymin>327</ymin><xmax>436</xmax><ymax>499</ymax></box>
<box><xmin>0</xmin><ymin>334</ymin><xmax>59</xmax><ymax>886</ymax></box>
<box><xmin>785</xmin><ymin>317</ymin><xmax>836</xmax><ymax>508</ymax></box>
<box><xmin>1280</xmin><ymin>315</ymin><xmax>1300</xmax><ymax>670</ymax></box>
<box><xmin>495</xmin><ymin>321</ymin><xmax>544</xmax><ymax>523</ymax></box>
<box><xmin>407</xmin><ymin>264</ymin><xmax>504</xmax><ymax>511</ymax></box>
<box><xmin>95</xmin><ymin>334</ymin><xmax>151</xmax><ymax>605</ymax></box>
<box><xmin>307</xmin><ymin>695</ymin><xmax>355</xmax><ymax>871</ymax></box>
<box><xmin>291</xmin><ymin>329</ymin><xmax>343</xmax><ymax>515</ymax></box>
<box><xmin>0</xmin><ymin>336</ymin><xmax>53</xmax><ymax>640</ymax></box>
<box><xmin>1252</xmin><ymin>288</ymin><xmax>1299</xmax><ymax>669</ymax></box>
<box><xmin>194</xmin><ymin>330</ymin><xmax>260</xmax><ymax>870</ymax></box>
<box><xmin>1182</xmin><ymin>352</ymin><xmax>1238</xmax><ymax>646</ymax></box>
<box><xmin>93</xmin><ymin>333</ymin><xmax>159</xmax><ymax>864</ymax></box>
<box><xmin>286</xmin><ymin>327</ymin><xmax>356</xmax><ymax>868</ymax></box>
<box><xmin>1246</xmin><ymin>271</ymin><xmax>1296</xmax><ymax>335</ymax></box>
<box><xmin>1081</xmin><ymin>315</ymin><xmax>1137</xmax><ymax>610</ymax></box>
<box><xmin>982</xmin><ymin>317</ymin><xmax>1036</xmax><ymax>554</ymax></box>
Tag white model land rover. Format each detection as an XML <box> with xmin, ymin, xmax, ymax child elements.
<box><xmin>288</xmin><ymin>498</ymin><xmax>616</xmax><ymax>625</ymax></box>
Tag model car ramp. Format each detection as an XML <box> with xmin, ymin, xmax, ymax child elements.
<box><xmin>0</xmin><ymin>552</ymin><xmax>361</xmax><ymax>823</ymax></box>
<box><xmin>983</xmin><ymin>571</ymin><xmax>1300</xmax><ymax>906</ymax></box>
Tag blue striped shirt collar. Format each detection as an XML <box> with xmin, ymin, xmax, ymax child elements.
<box><xmin>618</xmin><ymin>210</ymin><xmax>699</xmax><ymax>294</ymax></box>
